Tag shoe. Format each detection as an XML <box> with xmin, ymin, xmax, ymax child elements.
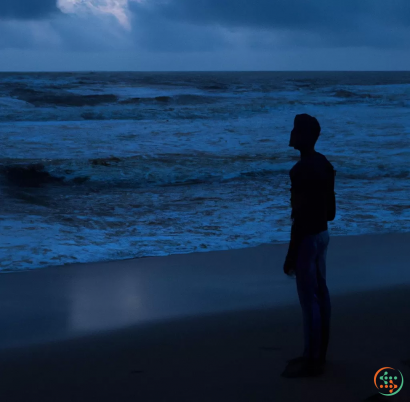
<box><xmin>281</xmin><ymin>359</ymin><xmax>325</xmax><ymax>378</ymax></box>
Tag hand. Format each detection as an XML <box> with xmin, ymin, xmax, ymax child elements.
<box><xmin>283</xmin><ymin>254</ymin><xmax>297</xmax><ymax>277</ymax></box>
<box><xmin>284</xmin><ymin>223</ymin><xmax>303</xmax><ymax>276</ymax></box>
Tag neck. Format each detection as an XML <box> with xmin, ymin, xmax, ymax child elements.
<box><xmin>300</xmin><ymin>148</ymin><xmax>315</xmax><ymax>159</ymax></box>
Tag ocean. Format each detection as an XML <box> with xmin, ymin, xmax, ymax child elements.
<box><xmin>0</xmin><ymin>71</ymin><xmax>409</xmax><ymax>271</ymax></box>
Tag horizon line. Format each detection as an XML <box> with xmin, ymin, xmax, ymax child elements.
<box><xmin>0</xmin><ymin>70</ymin><xmax>409</xmax><ymax>73</ymax></box>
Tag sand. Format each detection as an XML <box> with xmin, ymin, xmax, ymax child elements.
<box><xmin>0</xmin><ymin>232</ymin><xmax>410</xmax><ymax>401</ymax></box>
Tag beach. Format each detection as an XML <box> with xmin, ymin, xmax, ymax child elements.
<box><xmin>0</xmin><ymin>232</ymin><xmax>410</xmax><ymax>401</ymax></box>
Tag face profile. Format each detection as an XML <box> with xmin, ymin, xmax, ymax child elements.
<box><xmin>289</xmin><ymin>130</ymin><xmax>304</xmax><ymax>150</ymax></box>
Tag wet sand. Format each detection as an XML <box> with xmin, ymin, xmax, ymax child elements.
<box><xmin>0</xmin><ymin>232</ymin><xmax>410</xmax><ymax>401</ymax></box>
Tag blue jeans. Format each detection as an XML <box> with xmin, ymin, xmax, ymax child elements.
<box><xmin>295</xmin><ymin>230</ymin><xmax>331</xmax><ymax>361</ymax></box>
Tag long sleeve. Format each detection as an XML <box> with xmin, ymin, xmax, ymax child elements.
<box><xmin>286</xmin><ymin>169</ymin><xmax>309</xmax><ymax>271</ymax></box>
<box><xmin>326</xmin><ymin>168</ymin><xmax>336</xmax><ymax>222</ymax></box>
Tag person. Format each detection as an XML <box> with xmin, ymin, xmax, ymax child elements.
<box><xmin>281</xmin><ymin>114</ymin><xmax>337</xmax><ymax>378</ymax></box>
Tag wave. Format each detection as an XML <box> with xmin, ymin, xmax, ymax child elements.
<box><xmin>339</xmin><ymin>171</ymin><xmax>410</xmax><ymax>180</ymax></box>
<box><xmin>3</xmin><ymin>155</ymin><xmax>408</xmax><ymax>195</ymax></box>
<box><xmin>119</xmin><ymin>94</ymin><xmax>220</xmax><ymax>105</ymax></box>
<box><xmin>0</xmin><ymin>155</ymin><xmax>285</xmax><ymax>191</ymax></box>
<box><xmin>7</xmin><ymin>87</ymin><xmax>220</xmax><ymax>109</ymax></box>
<box><xmin>0</xmin><ymin>163</ymin><xmax>65</xmax><ymax>187</ymax></box>
<box><xmin>10</xmin><ymin>88</ymin><xmax>118</xmax><ymax>107</ymax></box>
<box><xmin>333</xmin><ymin>89</ymin><xmax>381</xmax><ymax>99</ymax></box>
<box><xmin>199</xmin><ymin>84</ymin><xmax>230</xmax><ymax>91</ymax></box>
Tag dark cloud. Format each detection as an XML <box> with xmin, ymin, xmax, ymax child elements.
<box><xmin>131</xmin><ymin>12</ymin><xmax>229</xmax><ymax>52</ymax></box>
<box><xmin>0</xmin><ymin>0</ymin><xmax>59</xmax><ymax>20</ymax></box>
<box><xmin>132</xmin><ymin>0</ymin><xmax>410</xmax><ymax>30</ymax></box>
<box><xmin>131</xmin><ymin>0</ymin><xmax>410</xmax><ymax>48</ymax></box>
<box><xmin>133</xmin><ymin>0</ymin><xmax>352</xmax><ymax>30</ymax></box>
<box><xmin>1</xmin><ymin>0</ymin><xmax>409</xmax><ymax>59</ymax></box>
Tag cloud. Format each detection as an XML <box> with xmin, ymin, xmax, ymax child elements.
<box><xmin>131</xmin><ymin>10</ymin><xmax>230</xmax><ymax>52</ymax></box>
<box><xmin>0</xmin><ymin>0</ymin><xmax>59</xmax><ymax>19</ymax></box>
<box><xmin>0</xmin><ymin>1</ymin><xmax>135</xmax><ymax>51</ymax></box>
<box><xmin>0</xmin><ymin>20</ymin><xmax>62</xmax><ymax>49</ymax></box>
<box><xmin>130</xmin><ymin>0</ymin><xmax>410</xmax><ymax>48</ymax></box>
<box><xmin>0</xmin><ymin>15</ymin><xmax>134</xmax><ymax>52</ymax></box>
<box><xmin>0</xmin><ymin>0</ymin><xmax>229</xmax><ymax>52</ymax></box>
<box><xmin>132</xmin><ymin>0</ymin><xmax>410</xmax><ymax>30</ymax></box>
<box><xmin>57</xmin><ymin>0</ymin><xmax>134</xmax><ymax>30</ymax></box>
<box><xmin>1</xmin><ymin>0</ymin><xmax>409</xmax><ymax>59</ymax></box>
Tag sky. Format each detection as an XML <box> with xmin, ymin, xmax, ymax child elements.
<box><xmin>0</xmin><ymin>0</ymin><xmax>410</xmax><ymax>71</ymax></box>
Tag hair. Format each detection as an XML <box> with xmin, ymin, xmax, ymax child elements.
<box><xmin>292</xmin><ymin>114</ymin><xmax>321</xmax><ymax>148</ymax></box>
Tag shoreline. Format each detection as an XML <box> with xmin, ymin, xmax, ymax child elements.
<box><xmin>2</xmin><ymin>229</ymin><xmax>409</xmax><ymax>274</ymax></box>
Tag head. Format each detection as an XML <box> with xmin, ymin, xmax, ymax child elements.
<box><xmin>289</xmin><ymin>114</ymin><xmax>321</xmax><ymax>152</ymax></box>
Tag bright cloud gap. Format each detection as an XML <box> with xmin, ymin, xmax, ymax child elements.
<box><xmin>56</xmin><ymin>0</ymin><xmax>145</xmax><ymax>30</ymax></box>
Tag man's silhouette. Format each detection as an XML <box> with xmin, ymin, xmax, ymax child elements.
<box><xmin>281</xmin><ymin>114</ymin><xmax>336</xmax><ymax>378</ymax></box>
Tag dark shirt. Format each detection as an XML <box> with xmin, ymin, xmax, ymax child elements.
<box><xmin>290</xmin><ymin>151</ymin><xmax>336</xmax><ymax>236</ymax></box>
<box><xmin>285</xmin><ymin>151</ymin><xmax>336</xmax><ymax>266</ymax></box>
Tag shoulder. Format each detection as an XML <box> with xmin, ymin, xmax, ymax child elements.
<box><xmin>315</xmin><ymin>152</ymin><xmax>334</xmax><ymax>168</ymax></box>
<box><xmin>289</xmin><ymin>152</ymin><xmax>335</xmax><ymax>180</ymax></box>
<box><xmin>313</xmin><ymin>152</ymin><xmax>335</xmax><ymax>177</ymax></box>
<box><xmin>290</xmin><ymin>160</ymin><xmax>302</xmax><ymax>179</ymax></box>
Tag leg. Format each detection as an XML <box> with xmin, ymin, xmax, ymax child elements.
<box><xmin>282</xmin><ymin>231</ymin><xmax>330</xmax><ymax>378</ymax></box>
<box><xmin>316</xmin><ymin>231</ymin><xmax>331</xmax><ymax>362</ymax></box>
<box><xmin>295</xmin><ymin>234</ymin><xmax>322</xmax><ymax>360</ymax></box>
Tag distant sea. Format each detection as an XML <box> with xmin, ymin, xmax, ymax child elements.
<box><xmin>1</xmin><ymin>71</ymin><xmax>409</xmax><ymax>271</ymax></box>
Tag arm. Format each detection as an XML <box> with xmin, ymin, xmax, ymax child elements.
<box><xmin>284</xmin><ymin>169</ymin><xmax>306</xmax><ymax>275</ymax></box>
<box><xmin>326</xmin><ymin>169</ymin><xmax>336</xmax><ymax>222</ymax></box>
